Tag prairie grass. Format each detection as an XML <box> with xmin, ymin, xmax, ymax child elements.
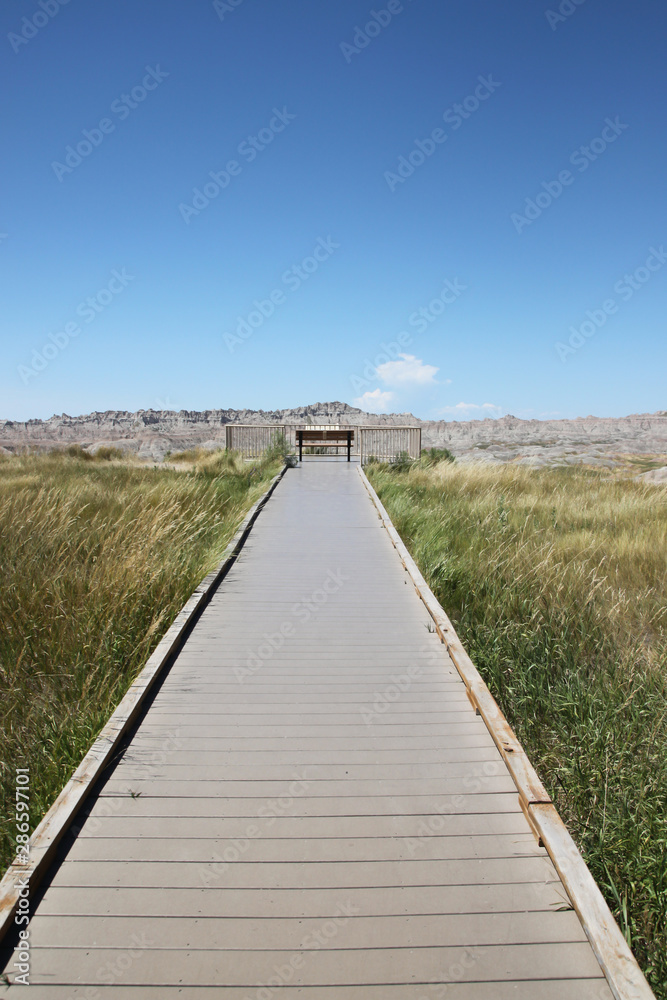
<box><xmin>59</xmin><ymin>444</ymin><xmax>126</xmax><ymax>462</ymax></box>
<box><xmin>167</xmin><ymin>447</ymin><xmax>204</xmax><ymax>463</ymax></box>
<box><xmin>0</xmin><ymin>449</ymin><xmax>280</xmax><ymax>876</ymax></box>
<box><xmin>367</xmin><ymin>459</ymin><xmax>667</xmax><ymax>995</ymax></box>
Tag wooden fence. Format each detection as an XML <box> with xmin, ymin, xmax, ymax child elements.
<box><xmin>358</xmin><ymin>426</ymin><xmax>422</xmax><ymax>464</ymax></box>
<box><xmin>225</xmin><ymin>424</ymin><xmax>288</xmax><ymax>458</ymax></box>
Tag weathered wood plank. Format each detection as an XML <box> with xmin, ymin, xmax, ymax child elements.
<box><xmin>89</xmin><ymin>792</ymin><xmax>524</xmax><ymax>817</ymax></box>
<box><xmin>26</xmin><ymin>910</ymin><xmax>588</xmax><ymax>949</ymax></box>
<box><xmin>0</xmin><ymin>984</ymin><xmax>614</xmax><ymax>1000</ymax></box>
<box><xmin>33</xmin><ymin>881</ymin><xmax>576</xmax><ymax>918</ymax></box>
<box><xmin>127</xmin><ymin>723</ymin><xmax>491</xmax><ymax>738</ymax></box>
<box><xmin>69</xmin><ymin>812</ymin><xmax>532</xmax><ymax>840</ymax></box>
<box><xmin>3</xmin><ymin>943</ymin><xmax>607</xmax><ymax>987</ymax></box>
<box><xmin>111</xmin><ymin>762</ymin><xmax>504</xmax><ymax>781</ymax></box>
<box><xmin>65</xmin><ymin>832</ymin><xmax>544</xmax><ymax>863</ymax></box>
<box><xmin>99</xmin><ymin>777</ymin><xmax>518</xmax><ymax>797</ymax></box>
<box><xmin>46</xmin><ymin>857</ymin><xmax>559</xmax><ymax>889</ymax></box>
<box><xmin>115</xmin><ymin>748</ymin><xmax>500</xmax><ymax>766</ymax></box>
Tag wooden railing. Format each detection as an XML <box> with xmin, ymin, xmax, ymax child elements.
<box><xmin>224</xmin><ymin>424</ymin><xmax>422</xmax><ymax>464</ymax></box>
<box><xmin>358</xmin><ymin>426</ymin><xmax>422</xmax><ymax>464</ymax></box>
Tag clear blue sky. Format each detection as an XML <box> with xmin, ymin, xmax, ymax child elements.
<box><xmin>1</xmin><ymin>0</ymin><xmax>665</xmax><ymax>422</ymax></box>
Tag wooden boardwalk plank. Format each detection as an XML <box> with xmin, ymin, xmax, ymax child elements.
<box><xmin>4</xmin><ymin>944</ymin><xmax>607</xmax><ymax>986</ymax></box>
<box><xmin>0</xmin><ymin>985</ymin><xmax>613</xmax><ymax>1000</ymax></box>
<box><xmin>124</xmin><ymin>724</ymin><xmax>492</xmax><ymax>737</ymax></box>
<box><xmin>28</xmin><ymin>910</ymin><xmax>588</xmax><ymax>948</ymax></box>
<box><xmin>98</xmin><ymin>778</ymin><xmax>519</xmax><ymax>798</ymax></box>
<box><xmin>33</xmin><ymin>882</ymin><xmax>576</xmax><ymax>917</ymax></box>
<box><xmin>87</xmin><ymin>793</ymin><xmax>528</xmax><ymax>817</ymax></box>
<box><xmin>69</xmin><ymin>813</ymin><xmax>533</xmax><ymax>839</ymax></box>
<box><xmin>115</xmin><ymin>749</ymin><xmax>500</xmax><ymax>765</ymax></box>
<box><xmin>117</xmin><ymin>731</ymin><xmax>495</xmax><ymax>746</ymax></box>
<box><xmin>65</xmin><ymin>833</ymin><xmax>543</xmax><ymax>863</ymax></box>
<box><xmin>106</xmin><ymin>762</ymin><xmax>507</xmax><ymax>780</ymax></box>
<box><xmin>45</xmin><ymin>857</ymin><xmax>560</xmax><ymax>889</ymax></box>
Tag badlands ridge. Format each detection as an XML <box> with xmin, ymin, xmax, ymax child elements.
<box><xmin>1</xmin><ymin>403</ymin><xmax>666</xmax><ymax>476</ymax></box>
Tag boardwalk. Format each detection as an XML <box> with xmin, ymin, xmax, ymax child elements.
<box><xmin>1</xmin><ymin>461</ymin><xmax>617</xmax><ymax>997</ymax></box>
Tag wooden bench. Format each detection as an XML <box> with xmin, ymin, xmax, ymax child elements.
<box><xmin>296</xmin><ymin>428</ymin><xmax>354</xmax><ymax>462</ymax></box>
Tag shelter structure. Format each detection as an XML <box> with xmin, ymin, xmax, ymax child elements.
<box><xmin>224</xmin><ymin>423</ymin><xmax>422</xmax><ymax>463</ymax></box>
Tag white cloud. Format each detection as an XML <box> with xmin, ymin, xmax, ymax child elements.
<box><xmin>376</xmin><ymin>354</ymin><xmax>438</xmax><ymax>387</ymax></box>
<box><xmin>354</xmin><ymin>389</ymin><xmax>395</xmax><ymax>414</ymax></box>
<box><xmin>439</xmin><ymin>402</ymin><xmax>503</xmax><ymax>420</ymax></box>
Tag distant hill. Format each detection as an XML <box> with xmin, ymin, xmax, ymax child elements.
<box><xmin>1</xmin><ymin>403</ymin><xmax>666</xmax><ymax>466</ymax></box>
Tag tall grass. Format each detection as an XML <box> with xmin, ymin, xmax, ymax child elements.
<box><xmin>367</xmin><ymin>459</ymin><xmax>667</xmax><ymax>995</ymax></box>
<box><xmin>0</xmin><ymin>450</ymin><xmax>280</xmax><ymax>876</ymax></box>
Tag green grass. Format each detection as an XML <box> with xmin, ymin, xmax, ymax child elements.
<box><xmin>420</xmin><ymin>447</ymin><xmax>456</xmax><ymax>466</ymax></box>
<box><xmin>0</xmin><ymin>449</ymin><xmax>281</xmax><ymax>876</ymax></box>
<box><xmin>367</xmin><ymin>459</ymin><xmax>667</xmax><ymax>996</ymax></box>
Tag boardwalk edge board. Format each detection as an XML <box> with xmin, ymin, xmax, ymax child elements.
<box><xmin>357</xmin><ymin>465</ymin><xmax>655</xmax><ymax>1000</ymax></box>
<box><xmin>0</xmin><ymin>464</ymin><xmax>288</xmax><ymax>944</ymax></box>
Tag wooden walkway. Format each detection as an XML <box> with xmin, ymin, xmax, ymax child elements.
<box><xmin>1</xmin><ymin>461</ymin><xmax>618</xmax><ymax>998</ymax></box>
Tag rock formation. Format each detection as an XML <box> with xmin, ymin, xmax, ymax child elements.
<box><xmin>1</xmin><ymin>403</ymin><xmax>665</xmax><ymax>466</ymax></box>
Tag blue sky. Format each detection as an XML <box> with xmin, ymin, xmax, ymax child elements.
<box><xmin>1</xmin><ymin>0</ymin><xmax>665</xmax><ymax>422</ymax></box>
